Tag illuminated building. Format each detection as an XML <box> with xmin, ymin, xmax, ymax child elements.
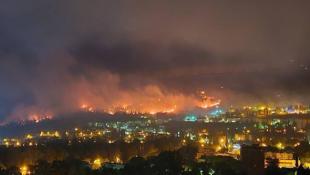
<box><xmin>40</xmin><ymin>131</ymin><xmax>61</xmax><ymax>138</ymax></box>
<box><xmin>264</xmin><ymin>151</ymin><xmax>298</xmax><ymax>168</ymax></box>
<box><xmin>208</xmin><ymin>108</ymin><xmax>225</xmax><ymax>117</ymax></box>
<box><xmin>184</xmin><ymin>115</ymin><xmax>198</xmax><ymax>122</ymax></box>
<box><xmin>2</xmin><ymin>138</ymin><xmax>21</xmax><ymax>147</ymax></box>
<box><xmin>241</xmin><ymin>144</ymin><xmax>299</xmax><ymax>175</ymax></box>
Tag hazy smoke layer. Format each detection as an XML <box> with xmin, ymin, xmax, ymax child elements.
<box><xmin>0</xmin><ymin>0</ymin><xmax>310</xmax><ymax>122</ymax></box>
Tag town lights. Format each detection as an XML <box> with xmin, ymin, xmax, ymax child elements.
<box><xmin>199</xmin><ymin>138</ymin><xmax>205</xmax><ymax>144</ymax></box>
<box><xmin>260</xmin><ymin>143</ymin><xmax>267</xmax><ymax>147</ymax></box>
<box><xmin>92</xmin><ymin>158</ymin><xmax>102</xmax><ymax>169</ymax></box>
<box><xmin>276</xmin><ymin>142</ymin><xmax>285</xmax><ymax>150</ymax></box>
<box><xmin>216</xmin><ymin>146</ymin><xmax>222</xmax><ymax>152</ymax></box>
<box><xmin>26</xmin><ymin>134</ymin><xmax>33</xmax><ymax>139</ymax></box>
<box><xmin>115</xmin><ymin>156</ymin><xmax>121</xmax><ymax>163</ymax></box>
<box><xmin>20</xmin><ymin>165</ymin><xmax>30</xmax><ymax>175</ymax></box>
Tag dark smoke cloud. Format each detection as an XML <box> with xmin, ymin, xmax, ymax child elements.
<box><xmin>0</xmin><ymin>0</ymin><xmax>310</xmax><ymax>121</ymax></box>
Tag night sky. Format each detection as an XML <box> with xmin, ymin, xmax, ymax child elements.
<box><xmin>1</xmin><ymin>1</ymin><xmax>310</xmax><ymax>122</ymax></box>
